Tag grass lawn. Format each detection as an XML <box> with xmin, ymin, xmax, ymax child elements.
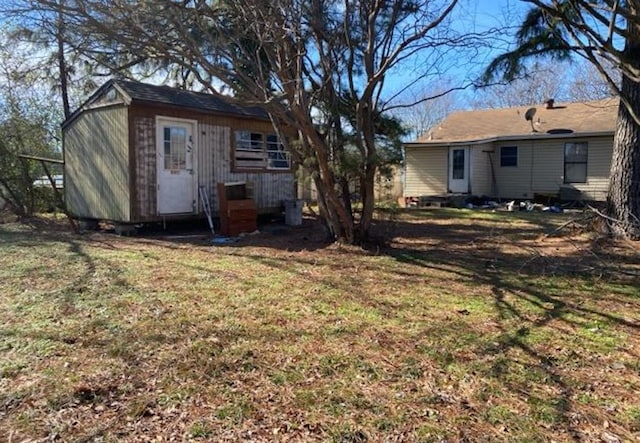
<box><xmin>1</xmin><ymin>208</ymin><xmax>639</xmax><ymax>442</ymax></box>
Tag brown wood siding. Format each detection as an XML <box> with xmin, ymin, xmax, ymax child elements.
<box><xmin>64</xmin><ymin>105</ymin><xmax>130</xmax><ymax>221</ymax></box>
<box><xmin>198</xmin><ymin>121</ymin><xmax>295</xmax><ymax>214</ymax></box>
<box><xmin>404</xmin><ymin>146</ymin><xmax>448</xmax><ymax>196</ymax></box>
<box><xmin>127</xmin><ymin>104</ymin><xmax>295</xmax><ymax>219</ymax></box>
<box><xmin>133</xmin><ymin>117</ymin><xmax>156</xmax><ymax>218</ymax></box>
<box><xmin>128</xmin><ymin>102</ymin><xmax>277</xmax><ymax>138</ymax></box>
<box><xmin>198</xmin><ymin>123</ymin><xmax>227</xmax><ymax>212</ymax></box>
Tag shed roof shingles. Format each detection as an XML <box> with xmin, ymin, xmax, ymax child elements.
<box><xmin>415</xmin><ymin>98</ymin><xmax>618</xmax><ymax>144</ymax></box>
<box><xmin>115</xmin><ymin>80</ymin><xmax>268</xmax><ymax>119</ymax></box>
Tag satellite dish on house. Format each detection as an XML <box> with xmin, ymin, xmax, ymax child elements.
<box><xmin>524</xmin><ymin>107</ymin><xmax>537</xmax><ymax>132</ymax></box>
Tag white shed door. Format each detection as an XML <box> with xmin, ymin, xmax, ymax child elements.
<box><xmin>448</xmin><ymin>147</ymin><xmax>470</xmax><ymax>193</ymax></box>
<box><xmin>156</xmin><ymin>118</ymin><xmax>197</xmax><ymax>215</ymax></box>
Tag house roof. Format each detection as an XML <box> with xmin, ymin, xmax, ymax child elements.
<box><xmin>410</xmin><ymin>98</ymin><xmax>619</xmax><ymax>145</ymax></box>
<box><xmin>63</xmin><ymin>79</ymin><xmax>268</xmax><ymax>128</ymax></box>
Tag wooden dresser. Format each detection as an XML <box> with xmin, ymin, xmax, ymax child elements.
<box><xmin>217</xmin><ymin>182</ymin><xmax>257</xmax><ymax>236</ymax></box>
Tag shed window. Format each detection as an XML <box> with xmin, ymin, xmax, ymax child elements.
<box><xmin>266</xmin><ymin>134</ymin><xmax>289</xmax><ymax>169</ymax></box>
<box><xmin>234</xmin><ymin>130</ymin><xmax>290</xmax><ymax>170</ymax></box>
<box><xmin>163</xmin><ymin>127</ymin><xmax>187</xmax><ymax>170</ymax></box>
<box><xmin>500</xmin><ymin>146</ymin><xmax>518</xmax><ymax>167</ymax></box>
<box><xmin>564</xmin><ymin>142</ymin><xmax>588</xmax><ymax>183</ymax></box>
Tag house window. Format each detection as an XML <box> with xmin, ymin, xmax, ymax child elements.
<box><xmin>564</xmin><ymin>142</ymin><xmax>588</xmax><ymax>183</ymax></box>
<box><xmin>234</xmin><ymin>130</ymin><xmax>290</xmax><ymax>170</ymax></box>
<box><xmin>500</xmin><ymin>146</ymin><xmax>518</xmax><ymax>167</ymax></box>
<box><xmin>451</xmin><ymin>149</ymin><xmax>465</xmax><ymax>179</ymax></box>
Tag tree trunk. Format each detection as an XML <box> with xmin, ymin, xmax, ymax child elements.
<box><xmin>312</xmin><ymin>174</ymin><xmax>336</xmax><ymax>240</ymax></box>
<box><xmin>57</xmin><ymin>0</ymin><xmax>71</xmax><ymax>119</ymax></box>
<box><xmin>606</xmin><ymin>19</ymin><xmax>640</xmax><ymax>240</ymax></box>
<box><xmin>339</xmin><ymin>176</ymin><xmax>353</xmax><ymax>224</ymax></box>
<box><xmin>354</xmin><ymin>99</ymin><xmax>378</xmax><ymax>244</ymax></box>
<box><xmin>312</xmin><ymin>168</ymin><xmax>355</xmax><ymax>243</ymax></box>
<box><xmin>357</xmin><ymin>165</ymin><xmax>377</xmax><ymax>242</ymax></box>
<box><xmin>607</xmin><ymin>75</ymin><xmax>640</xmax><ymax>239</ymax></box>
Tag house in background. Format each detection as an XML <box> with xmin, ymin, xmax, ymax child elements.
<box><xmin>63</xmin><ymin>79</ymin><xmax>295</xmax><ymax>226</ymax></box>
<box><xmin>403</xmin><ymin>98</ymin><xmax>618</xmax><ymax>203</ymax></box>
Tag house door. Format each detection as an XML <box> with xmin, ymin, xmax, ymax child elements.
<box><xmin>156</xmin><ymin>118</ymin><xmax>197</xmax><ymax>214</ymax></box>
<box><xmin>448</xmin><ymin>147</ymin><xmax>470</xmax><ymax>193</ymax></box>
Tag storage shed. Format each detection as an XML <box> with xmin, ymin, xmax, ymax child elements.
<box><xmin>62</xmin><ymin>79</ymin><xmax>295</xmax><ymax>225</ymax></box>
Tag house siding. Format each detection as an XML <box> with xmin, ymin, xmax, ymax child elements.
<box><xmin>529</xmin><ymin>136</ymin><xmax>612</xmax><ymax>200</ymax></box>
<box><xmin>64</xmin><ymin>105</ymin><xmax>131</xmax><ymax>221</ymax></box>
<box><xmin>470</xmin><ymin>144</ymin><xmax>493</xmax><ymax>196</ymax></box>
<box><xmin>561</xmin><ymin>136</ymin><xmax>612</xmax><ymax>201</ymax></box>
<box><xmin>404</xmin><ymin>146</ymin><xmax>448</xmax><ymax>196</ymax></box>
<box><xmin>530</xmin><ymin>139</ymin><xmax>564</xmax><ymax>194</ymax></box>
<box><xmin>492</xmin><ymin>141</ymin><xmax>535</xmax><ymax>199</ymax></box>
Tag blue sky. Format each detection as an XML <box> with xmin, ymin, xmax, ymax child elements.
<box><xmin>0</xmin><ymin>0</ymin><xmax>532</xmax><ymax>115</ymax></box>
<box><xmin>385</xmin><ymin>0</ymin><xmax>530</xmax><ymax>107</ymax></box>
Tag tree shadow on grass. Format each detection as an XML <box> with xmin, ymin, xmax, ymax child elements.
<box><xmin>376</xmin><ymin>215</ymin><xmax>639</xmax><ymax>437</ymax></box>
<box><xmin>2</xmin><ymin>211</ymin><xmax>639</xmax><ymax>439</ymax></box>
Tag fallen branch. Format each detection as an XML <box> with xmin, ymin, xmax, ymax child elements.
<box><xmin>588</xmin><ymin>204</ymin><xmax>640</xmax><ymax>228</ymax></box>
<box><xmin>541</xmin><ymin>211</ymin><xmax>592</xmax><ymax>240</ymax></box>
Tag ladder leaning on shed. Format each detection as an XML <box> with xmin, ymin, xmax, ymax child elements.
<box><xmin>199</xmin><ymin>186</ymin><xmax>215</xmax><ymax>235</ymax></box>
